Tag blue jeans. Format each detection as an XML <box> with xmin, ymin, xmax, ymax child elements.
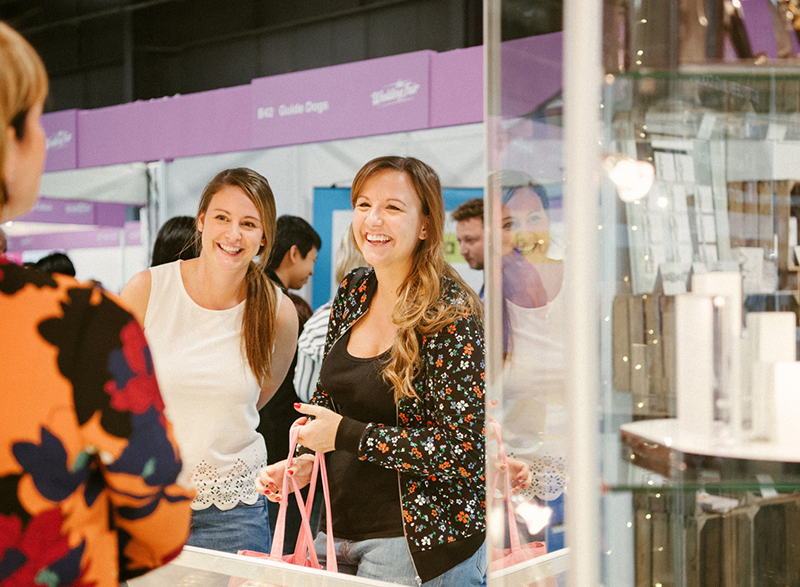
<box><xmin>186</xmin><ymin>495</ymin><xmax>272</xmax><ymax>555</ymax></box>
<box><xmin>313</xmin><ymin>533</ymin><xmax>486</xmax><ymax>587</ymax></box>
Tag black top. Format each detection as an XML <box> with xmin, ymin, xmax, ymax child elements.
<box><xmin>318</xmin><ymin>329</ymin><xmax>404</xmax><ymax>540</ymax></box>
<box><xmin>258</xmin><ymin>271</ymin><xmax>302</xmax><ymax>466</ymax></box>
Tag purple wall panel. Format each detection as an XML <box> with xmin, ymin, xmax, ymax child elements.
<box><xmin>251</xmin><ymin>51</ymin><xmax>432</xmax><ymax>148</ymax></box>
<box><xmin>77</xmin><ymin>84</ymin><xmax>253</xmax><ymax>167</ymax></box>
<box><xmin>162</xmin><ymin>85</ymin><xmax>252</xmax><ymax>159</ymax></box>
<box><xmin>68</xmin><ymin>39</ymin><xmax>557</xmax><ymax>167</ymax></box>
<box><xmin>42</xmin><ymin>110</ymin><xmax>77</xmax><ymax>172</ymax></box>
<box><xmin>78</xmin><ymin>102</ymin><xmax>152</xmax><ymax>167</ymax></box>
<box><xmin>742</xmin><ymin>0</ymin><xmax>800</xmax><ymax>58</ymax></box>
<box><xmin>501</xmin><ymin>32</ymin><xmax>563</xmax><ymax>119</ymax></box>
<box><xmin>8</xmin><ymin>221</ymin><xmax>141</xmax><ymax>252</ymax></box>
<box><xmin>16</xmin><ymin>197</ymin><xmax>127</xmax><ymax>227</ymax></box>
<box><xmin>430</xmin><ymin>46</ymin><xmax>483</xmax><ymax>128</ymax></box>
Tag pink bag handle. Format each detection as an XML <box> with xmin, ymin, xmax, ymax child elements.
<box><xmin>269</xmin><ymin>423</ymin><xmax>337</xmax><ymax>572</ymax></box>
<box><xmin>488</xmin><ymin>417</ymin><xmax>522</xmax><ymax>553</ymax></box>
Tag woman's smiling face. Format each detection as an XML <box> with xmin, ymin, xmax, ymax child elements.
<box><xmin>198</xmin><ymin>185</ymin><xmax>265</xmax><ymax>270</ymax></box>
<box><xmin>502</xmin><ymin>187</ymin><xmax>550</xmax><ymax>262</ymax></box>
<box><xmin>352</xmin><ymin>169</ymin><xmax>428</xmax><ymax>277</ymax></box>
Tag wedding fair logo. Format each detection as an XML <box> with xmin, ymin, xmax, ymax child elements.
<box><xmin>46</xmin><ymin>129</ymin><xmax>73</xmax><ymax>151</ymax></box>
<box><xmin>371</xmin><ymin>80</ymin><xmax>420</xmax><ymax>107</ymax></box>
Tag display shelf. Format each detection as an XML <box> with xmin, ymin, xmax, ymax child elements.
<box><xmin>622</xmin><ymin>419</ymin><xmax>800</xmax><ymax>464</ymax></box>
<box><xmin>614</xmin><ymin>420</ymin><xmax>800</xmax><ymax>587</ymax></box>
<box><xmin>128</xmin><ymin>546</ymin><xmax>398</xmax><ymax>587</ymax></box>
<box><xmin>488</xmin><ymin>549</ymin><xmax>568</xmax><ymax>587</ymax></box>
<box><xmin>128</xmin><ymin>545</ymin><xmax>567</xmax><ymax>587</ymax></box>
<box><xmin>617</xmin><ymin>419</ymin><xmax>800</xmax><ymax>491</ymax></box>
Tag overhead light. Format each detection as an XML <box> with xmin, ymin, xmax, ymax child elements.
<box><xmin>602</xmin><ymin>154</ymin><xmax>655</xmax><ymax>202</ymax></box>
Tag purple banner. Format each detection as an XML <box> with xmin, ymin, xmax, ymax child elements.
<box><xmin>430</xmin><ymin>46</ymin><xmax>482</xmax><ymax>128</ymax></box>
<box><xmin>77</xmin><ymin>85</ymin><xmax>252</xmax><ymax>168</ymax></box>
<box><xmin>42</xmin><ymin>109</ymin><xmax>77</xmax><ymax>172</ymax></box>
<box><xmin>162</xmin><ymin>85</ymin><xmax>252</xmax><ymax>159</ymax></box>
<box><xmin>251</xmin><ymin>51</ymin><xmax>432</xmax><ymax>149</ymax></box>
<box><xmin>78</xmin><ymin>101</ymin><xmax>151</xmax><ymax>167</ymax></box>
<box><xmin>502</xmin><ymin>32</ymin><xmax>563</xmax><ymax>119</ymax></box>
<box><xmin>742</xmin><ymin>0</ymin><xmax>800</xmax><ymax>58</ymax></box>
<box><xmin>8</xmin><ymin>221</ymin><xmax>141</xmax><ymax>252</ymax></box>
<box><xmin>16</xmin><ymin>197</ymin><xmax>128</xmax><ymax>227</ymax></box>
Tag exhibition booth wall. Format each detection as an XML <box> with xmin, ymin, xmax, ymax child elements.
<box><xmin>6</xmin><ymin>33</ymin><xmax>563</xmax><ymax>296</ymax></box>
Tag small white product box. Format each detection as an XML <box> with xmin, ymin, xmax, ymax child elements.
<box><xmin>745</xmin><ymin>312</ymin><xmax>796</xmax><ymax>440</ymax></box>
<box><xmin>772</xmin><ymin>362</ymin><xmax>800</xmax><ymax>446</ymax></box>
<box><xmin>676</xmin><ymin>294</ymin><xmax>715</xmax><ymax>438</ymax></box>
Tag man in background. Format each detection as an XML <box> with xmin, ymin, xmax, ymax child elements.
<box><xmin>259</xmin><ymin>215</ymin><xmax>321</xmax><ymax>552</ymax></box>
<box><xmin>266</xmin><ymin>215</ymin><xmax>320</xmax><ymax>295</ymax></box>
<box><xmin>452</xmin><ymin>197</ymin><xmax>485</xmax><ymax>299</ymax></box>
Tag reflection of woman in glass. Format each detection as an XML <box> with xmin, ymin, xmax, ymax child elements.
<box><xmin>497</xmin><ymin>171</ymin><xmax>567</xmax><ymax>517</ymax></box>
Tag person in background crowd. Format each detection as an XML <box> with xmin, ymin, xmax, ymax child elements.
<box><xmin>293</xmin><ymin>227</ymin><xmax>366</xmax><ymax>403</ymax></box>
<box><xmin>0</xmin><ymin>20</ymin><xmax>193</xmax><ymax>587</ymax></box>
<box><xmin>34</xmin><ymin>251</ymin><xmax>76</xmax><ymax>277</ymax></box>
<box><xmin>0</xmin><ymin>226</ymin><xmax>6</xmax><ymax>253</ymax></box>
<box><xmin>257</xmin><ymin>156</ymin><xmax>487</xmax><ymax>586</ymax></box>
<box><xmin>121</xmin><ymin>167</ymin><xmax>298</xmax><ymax>554</ymax></box>
<box><xmin>265</xmin><ymin>215</ymin><xmax>321</xmax><ymax>294</ymax></box>
<box><xmin>452</xmin><ymin>197</ymin><xmax>485</xmax><ymax>300</ymax></box>
<box><xmin>151</xmin><ymin>215</ymin><xmax>198</xmax><ymax>266</ymax></box>
<box><xmin>259</xmin><ymin>214</ymin><xmax>321</xmax><ymax>553</ymax></box>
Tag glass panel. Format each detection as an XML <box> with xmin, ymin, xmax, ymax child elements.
<box><xmin>485</xmin><ymin>2</ymin><xmax>568</xmax><ymax>585</ymax></box>
<box><xmin>599</xmin><ymin>7</ymin><xmax>800</xmax><ymax>587</ymax></box>
<box><xmin>489</xmin><ymin>1</ymin><xmax>800</xmax><ymax>584</ymax></box>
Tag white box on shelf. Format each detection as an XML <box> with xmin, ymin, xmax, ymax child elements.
<box><xmin>676</xmin><ymin>294</ymin><xmax>715</xmax><ymax>437</ymax></box>
<box><xmin>773</xmin><ymin>362</ymin><xmax>800</xmax><ymax>445</ymax></box>
<box><xmin>746</xmin><ymin>312</ymin><xmax>796</xmax><ymax>362</ymax></box>
<box><xmin>691</xmin><ymin>272</ymin><xmax>743</xmax><ymax>336</ymax></box>
<box><xmin>746</xmin><ymin>313</ymin><xmax>798</xmax><ymax>440</ymax></box>
<box><xmin>691</xmin><ymin>272</ymin><xmax>743</xmax><ymax>440</ymax></box>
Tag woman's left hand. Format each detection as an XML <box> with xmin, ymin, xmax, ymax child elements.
<box><xmin>293</xmin><ymin>403</ymin><xmax>343</xmax><ymax>453</ymax></box>
<box><xmin>505</xmin><ymin>456</ymin><xmax>532</xmax><ymax>494</ymax></box>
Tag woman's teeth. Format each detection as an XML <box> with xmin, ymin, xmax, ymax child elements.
<box><xmin>218</xmin><ymin>243</ymin><xmax>241</xmax><ymax>254</ymax></box>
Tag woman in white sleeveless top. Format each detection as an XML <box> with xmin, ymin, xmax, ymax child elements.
<box><xmin>121</xmin><ymin>168</ymin><xmax>298</xmax><ymax>553</ymax></box>
<box><xmin>498</xmin><ymin>172</ymin><xmax>568</xmax><ymax>529</ymax></box>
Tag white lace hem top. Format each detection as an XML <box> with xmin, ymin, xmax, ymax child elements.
<box><xmin>143</xmin><ymin>260</ymin><xmax>280</xmax><ymax>511</ymax></box>
<box><xmin>501</xmin><ymin>290</ymin><xmax>567</xmax><ymax>501</ymax></box>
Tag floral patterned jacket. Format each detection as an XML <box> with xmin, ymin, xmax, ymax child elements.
<box><xmin>311</xmin><ymin>267</ymin><xmax>486</xmax><ymax>567</ymax></box>
<box><xmin>0</xmin><ymin>257</ymin><xmax>193</xmax><ymax>587</ymax></box>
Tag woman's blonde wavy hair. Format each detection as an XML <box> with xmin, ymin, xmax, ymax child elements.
<box><xmin>0</xmin><ymin>21</ymin><xmax>48</xmax><ymax>212</ymax></box>
<box><xmin>195</xmin><ymin>168</ymin><xmax>279</xmax><ymax>386</ymax></box>
<box><xmin>350</xmin><ymin>156</ymin><xmax>483</xmax><ymax>401</ymax></box>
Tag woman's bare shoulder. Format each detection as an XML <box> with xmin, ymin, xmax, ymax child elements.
<box><xmin>119</xmin><ymin>269</ymin><xmax>152</xmax><ymax>325</ymax></box>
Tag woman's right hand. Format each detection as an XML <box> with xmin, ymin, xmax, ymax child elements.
<box><xmin>255</xmin><ymin>455</ymin><xmax>315</xmax><ymax>502</ymax></box>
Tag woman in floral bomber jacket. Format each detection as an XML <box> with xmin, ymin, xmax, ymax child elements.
<box><xmin>257</xmin><ymin>156</ymin><xmax>485</xmax><ymax>586</ymax></box>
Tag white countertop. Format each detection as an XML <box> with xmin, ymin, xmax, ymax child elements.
<box><xmin>621</xmin><ymin>418</ymin><xmax>800</xmax><ymax>463</ymax></box>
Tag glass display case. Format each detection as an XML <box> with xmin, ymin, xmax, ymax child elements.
<box><xmin>485</xmin><ymin>1</ymin><xmax>800</xmax><ymax>586</ymax></box>
<box><xmin>601</xmin><ymin>65</ymin><xmax>800</xmax><ymax>587</ymax></box>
